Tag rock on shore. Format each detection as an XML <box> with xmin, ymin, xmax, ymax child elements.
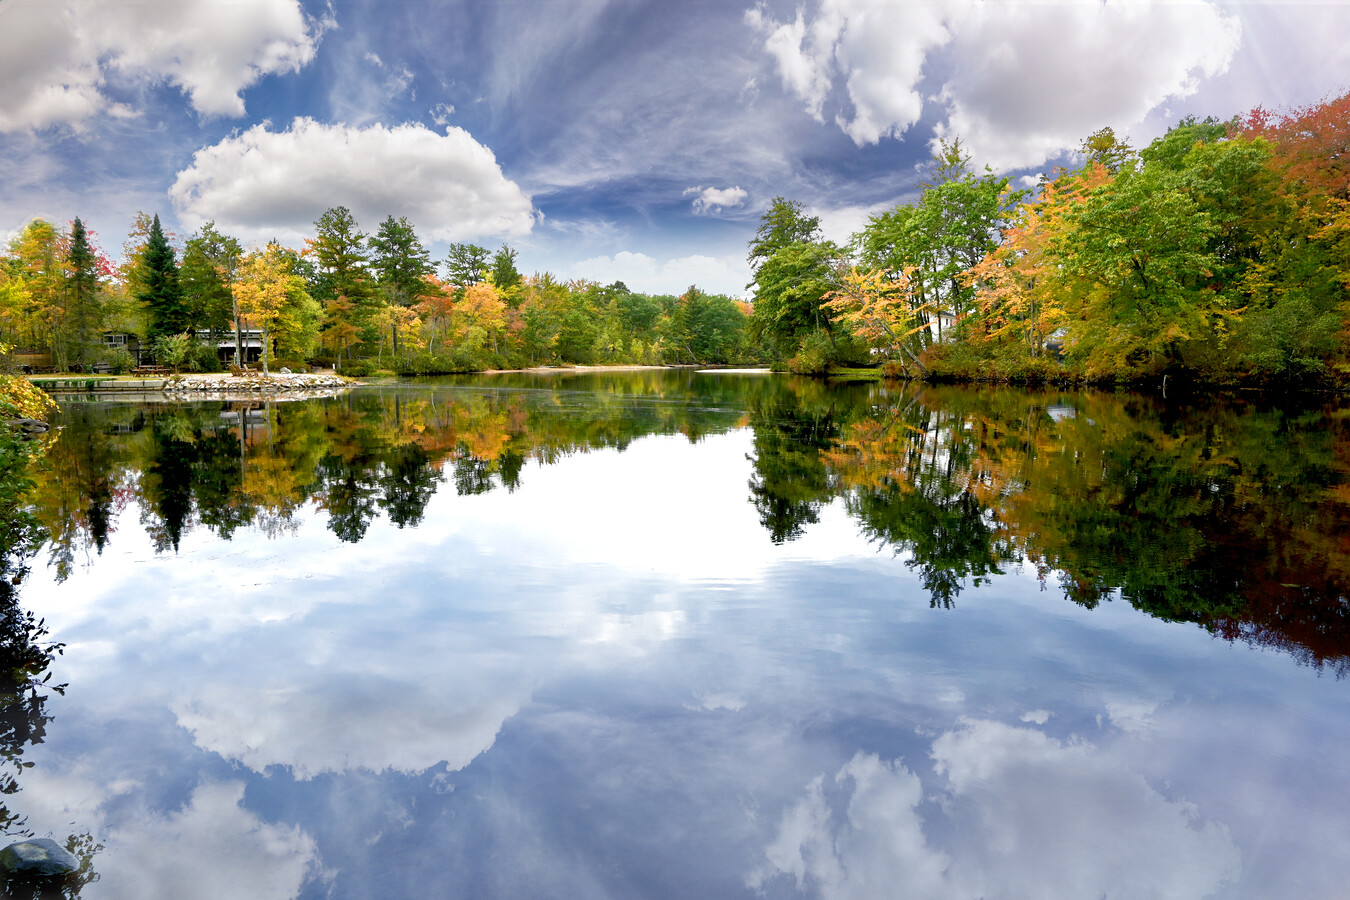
<box><xmin>163</xmin><ymin>372</ymin><xmax>354</xmax><ymax>398</ymax></box>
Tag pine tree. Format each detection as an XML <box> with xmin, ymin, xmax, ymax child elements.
<box><xmin>63</xmin><ymin>217</ymin><xmax>103</xmax><ymax>369</ymax></box>
<box><xmin>139</xmin><ymin>214</ymin><xmax>189</xmax><ymax>344</ymax></box>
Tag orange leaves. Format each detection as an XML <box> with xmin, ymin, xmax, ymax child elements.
<box><xmin>823</xmin><ymin>265</ymin><xmax>933</xmax><ymax>371</ymax></box>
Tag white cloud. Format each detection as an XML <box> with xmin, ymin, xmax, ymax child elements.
<box><xmin>169</xmin><ymin>118</ymin><xmax>536</xmax><ymax>245</ymax></box>
<box><xmin>430</xmin><ymin>102</ymin><xmax>456</xmax><ymax>126</ymax></box>
<box><xmin>95</xmin><ymin>781</ymin><xmax>320</xmax><ymax>900</ymax></box>
<box><xmin>0</xmin><ymin>0</ymin><xmax>321</xmax><ymax>132</ymax></box>
<box><xmin>748</xmin><ymin>0</ymin><xmax>1242</xmax><ymax>170</ymax></box>
<box><xmin>932</xmin><ymin>719</ymin><xmax>1240</xmax><ymax>899</ymax></box>
<box><xmin>935</xmin><ymin>0</ymin><xmax>1242</xmax><ymax>170</ymax></box>
<box><xmin>753</xmin><ymin>720</ymin><xmax>1240</xmax><ymax>900</ymax></box>
<box><xmin>685</xmin><ymin>185</ymin><xmax>749</xmax><ymax>215</ymax></box>
<box><xmin>749</xmin><ymin>752</ymin><xmax>950</xmax><ymax>899</ymax></box>
<box><xmin>570</xmin><ymin>250</ymin><xmax>749</xmax><ymax>296</ymax></box>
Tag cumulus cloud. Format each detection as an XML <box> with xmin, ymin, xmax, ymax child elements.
<box><xmin>753</xmin><ymin>720</ymin><xmax>1240</xmax><ymax>900</ymax></box>
<box><xmin>570</xmin><ymin>250</ymin><xmax>749</xmax><ymax>296</ymax></box>
<box><xmin>747</xmin><ymin>0</ymin><xmax>1242</xmax><ymax>170</ymax></box>
<box><xmin>0</xmin><ymin>0</ymin><xmax>321</xmax><ymax>132</ymax></box>
<box><xmin>169</xmin><ymin>118</ymin><xmax>536</xmax><ymax>245</ymax></box>
<box><xmin>685</xmin><ymin>185</ymin><xmax>749</xmax><ymax>215</ymax></box>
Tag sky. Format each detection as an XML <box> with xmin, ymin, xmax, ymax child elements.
<box><xmin>0</xmin><ymin>0</ymin><xmax>1346</xmax><ymax>297</ymax></box>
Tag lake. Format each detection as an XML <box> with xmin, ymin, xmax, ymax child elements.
<box><xmin>4</xmin><ymin>370</ymin><xmax>1349</xmax><ymax>899</ymax></box>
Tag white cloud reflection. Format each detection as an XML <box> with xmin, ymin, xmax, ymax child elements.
<box><xmin>754</xmin><ymin>720</ymin><xmax>1241</xmax><ymax>900</ymax></box>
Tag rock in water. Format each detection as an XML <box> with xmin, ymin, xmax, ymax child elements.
<box><xmin>0</xmin><ymin>838</ymin><xmax>79</xmax><ymax>877</ymax></box>
<box><xmin>7</xmin><ymin>418</ymin><xmax>49</xmax><ymax>434</ymax></box>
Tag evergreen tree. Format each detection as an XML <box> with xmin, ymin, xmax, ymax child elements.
<box><xmin>181</xmin><ymin>223</ymin><xmax>242</xmax><ymax>332</ymax></box>
<box><xmin>490</xmin><ymin>245</ymin><xmax>522</xmax><ymax>292</ymax></box>
<box><xmin>309</xmin><ymin>206</ymin><xmax>374</xmax><ymax>357</ymax></box>
<box><xmin>63</xmin><ymin>217</ymin><xmax>103</xmax><ymax>369</ymax></box>
<box><xmin>370</xmin><ymin>216</ymin><xmax>432</xmax><ymax>305</ymax></box>
<box><xmin>444</xmin><ymin>243</ymin><xmax>490</xmax><ymax>288</ymax></box>
<box><xmin>370</xmin><ymin>215</ymin><xmax>432</xmax><ymax>357</ymax></box>
<box><xmin>139</xmin><ymin>214</ymin><xmax>188</xmax><ymax>345</ymax></box>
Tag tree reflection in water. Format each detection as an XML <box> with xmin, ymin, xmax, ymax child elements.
<box><xmin>25</xmin><ymin>374</ymin><xmax>1350</xmax><ymax>673</ymax></box>
<box><xmin>0</xmin><ymin>421</ymin><xmax>100</xmax><ymax>897</ymax></box>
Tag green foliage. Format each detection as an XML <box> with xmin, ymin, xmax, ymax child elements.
<box><xmin>139</xmin><ymin>214</ymin><xmax>189</xmax><ymax>343</ymax></box>
<box><xmin>152</xmin><ymin>332</ymin><xmax>192</xmax><ymax>371</ymax></box>
<box><xmin>787</xmin><ymin>330</ymin><xmax>837</xmax><ymax>374</ymax></box>
<box><xmin>444</xmin><ymin>243</ymin><xmax>490</xmax><ymax>288</ymax></box>
<box><xmin>180</xmin><ymin>222</ymin><xmax>241</xmax><ymax>334</ymax></box>
<box><xmin>750</xmin><ymin>239</ymin><xmax>841</xmax><ymax>356</ymax></box>
<box><xmin>490</xmin><ymin>245</ymin><xmax>522</xmax><ymax>292</ymax></box>
<box><xmin>370</xmin><ymin>215</ymin><xmax>432</xmax><ymax>306</ymax></box>
<box><xmin>100</xmin><ymin>346</ymin><xmax>136</xmax><ymax>375</ymax></box>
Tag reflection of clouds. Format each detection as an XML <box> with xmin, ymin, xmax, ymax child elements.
<box><xmin>755</xmin><ymin>720</ymin><xmax>1240</xmax><ymax>900</ymax></box>
<box><xmin>1103</xmin><ymin>695</ymin><xmax>1164</xmax><ymax>735</ymax></box>
<box><xmin>21</xmin><ymin>776</ymin><xmax>320</xmax><ymax>900</ymax></box>
<box><xmin>749</xmin><ymin>752</ymin><xmax>949</xmax><ymax>899</ymax></box>
<box><xmin>172</xmin><ymin>674</ymin><xmax>530</xmax><ymax>778</ymax></box>
<box><xmin>97</xmin><ymin>781</ymin><xmax>319</xmax><ymax>900</ymax></box>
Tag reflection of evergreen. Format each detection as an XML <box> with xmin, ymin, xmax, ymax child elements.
<box><xmin>192</xmin><ymin>431</ymin><xmax>250</xmax><ymax>539</ymax></box>
<box><xmin>379</xmin><ymin>444</ymin><xmax>441</xmax><ymax>528</ymax></box>
<box><xmin>317</xmin><ymin>455</ymin><xmax>381</xmax><ymax>543</ymax></box>
<box><xmin>452</xmin><ymin>452</ymin><xmax>494</xmax><ymax>496</ymax></box>
<box><xmin>140</xmin><ymin>420</ymin><xmax>197</xmax><ymax>553</ymax></box>
<box><xmin>497</xmin><ymin>449</ymin><xmax>526</xmax><ymax>492</ymax></box>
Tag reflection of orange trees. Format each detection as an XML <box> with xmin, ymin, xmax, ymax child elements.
<box><xmin>242</xmin><ymin>454</ymin><xmax>302</xmax><ymax>537</ymax></box>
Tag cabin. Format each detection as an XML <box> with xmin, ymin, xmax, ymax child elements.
<box><xmin>194</xmin><ymin>325</ymin><xmax>264</xmax><ymax>365</ymax></box>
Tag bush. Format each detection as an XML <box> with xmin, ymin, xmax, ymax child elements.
<box><xmin>186</xmin><ymin>341</ymin><xmax>224</xmax><ymax>373</ymax></box>
<box><xmin>0</xmin><ymin>377</ymin><xmax>55</xmax><ymax>421</ymax></box>
<box><xmin>787</xmin><ymin>331</ymin><xmax>837</xmax><ymax>375</ymax></box>
<box><xmin>100</xmin><ymin>347</ymin><xmax>136</xmax><ymax>375</ymax></box>
<box><xmin>391</xmin><ymin>347</ymin><xmax>489</xmax><ymax>376</ymax></box>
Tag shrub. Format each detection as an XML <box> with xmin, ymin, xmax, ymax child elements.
<box><xmin>0</xmin><ymin>377</ymin><xmax>56</xmax><ymax>421</ymax></box>
<box><xmin>787</xmin><ymin>331</ymin><xmax>837</xmax><ymax>375</ymax></box>
<box><xmin>100</xmin><ymin>347</ymin><xmax>136</xmax><ymax>375</ymax></box>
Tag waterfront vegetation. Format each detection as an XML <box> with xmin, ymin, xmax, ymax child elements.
<box><xmin>1</xmin><ymin>92</ymin><xmax>1346</xmax><ymax>389</ymax></box>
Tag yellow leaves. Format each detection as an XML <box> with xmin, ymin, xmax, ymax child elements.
<box><xmin>0</xmin><ymin>375</ymin><xmax>56</xmax><ymax>420</ymax></box>
<box><xmin>232</xmin><ymin>243</ymin><xmax>295</xmax><ymax>327</ymax></box>
<box><xmin>823</xmin><ymin>265</ymin><xmax>931</xmax><ymax>351</ymax></box>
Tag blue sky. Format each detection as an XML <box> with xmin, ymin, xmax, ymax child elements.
<box><xmin>1</xmin><ymin>0</ymin><xmax>1347</xmax><ymax>295</ymax></box>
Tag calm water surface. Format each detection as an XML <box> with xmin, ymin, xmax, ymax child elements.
<box><xmin>5</xmin><ymin>371</ymin><xmax>1350</xmax><ymax>898</ymax></box>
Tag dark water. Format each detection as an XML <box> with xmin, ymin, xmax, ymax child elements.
<box><xmin>4</xmin><ymin>371</ymin><xmax>1350</xmax><ymax>899</ymax></box>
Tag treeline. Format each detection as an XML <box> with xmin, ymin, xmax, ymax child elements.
<box><xmin>749</xmin><ymin>91</ymin><xmax>1350</xmax><ymax>387</ymax></box>
<box><xmin>0</xmin><ymin>209</ymin><xmax>755</xmax><ymax>376</ymax></box>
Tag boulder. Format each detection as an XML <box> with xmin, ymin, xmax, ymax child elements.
<box><xmin>7</xmin><ymin>418</ymin><xmax>49</xmax><ymax>434</ymax></box>
<box><xmin>0</xmin><ymin>838</ymin><xmax>79</xmax><ymax>877</ymax></box>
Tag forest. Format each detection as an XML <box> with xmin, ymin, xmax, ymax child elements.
<box><xmin>0</xmin><ymin>90</ymin><xmax>1346</xmax><ymax>387</ymax></box>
